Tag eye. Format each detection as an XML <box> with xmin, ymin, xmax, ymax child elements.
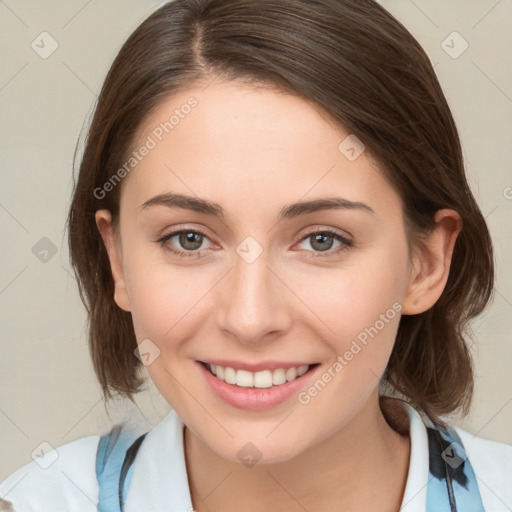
<box><xmin>157</xmin><ymin>228</ymin><xmax>215</xmax><ymax>257</ymax></box>
<box><xmin>296</xmin><ymin>229</ymin><xmax>353</xmax><ymax>257</ymax></box>
<box><xmin>156</xmin><ymin>227</ymin><xmax>352</xmax><ymax>259</ymax></box>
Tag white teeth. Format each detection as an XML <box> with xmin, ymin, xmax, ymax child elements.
<box><xmin>207</xmin><ymin>363</ymin><xmax>311</xmax><ymax>388</ymax></box>
<box><xmin>285</xmin><ymin>367</ymin><xmax>297</xmax><ymax>381</ymax></box>
<box><xmin>253</xmin><ymin>370</ymin><xmax>273</xmax><ymax>388</ymax></box>
<box><xmin>236</xmin><ymin>369</ymin><xmax>254</xmax><ymax>387</ymax></box>
<box><xmin>297</xmin><ymin>365</ymin><xmax>309</xmax><ymax>376</ymax></box>
<box><xmin>272</xmin><ymin>368</ymin><xmax>287</xmax><ymax>385</ymax></box>
<box><xmin>224</xmin><ymin>366</ymin><xmax>237</xmax><ymax>385</ymax></box>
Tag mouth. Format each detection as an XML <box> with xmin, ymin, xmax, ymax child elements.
<box><xmin>196</xmin><ymin>359</ymin><xmax>321</xmax><ymax>410</ymax></box>
<box><xmin>198</xmin><ymin>361</ymin><xmax>320</xmax><ymax>389</ymax></box>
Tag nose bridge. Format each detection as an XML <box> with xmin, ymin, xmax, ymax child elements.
<box><xmin>217</xmin><ymin>249</ymin><xmax>291</xmax><ymax>343</ymax></box>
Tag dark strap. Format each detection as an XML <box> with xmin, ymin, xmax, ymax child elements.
<box><xmin>95</xmin><ymin>425</ymin><xmax>147</xmax><ymax>512</ymax></box>
<box><xmin>426</xmin><ymin>424</ymin><xmax>485</xmax><ymax>511</ymax></box>
<box><xmin>118</xmin><ymin>433</ymin><xmax>147</xmax><ymax>509</ymax></box>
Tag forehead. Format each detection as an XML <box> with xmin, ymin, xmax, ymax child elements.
<box><xmin>121</xmin><ymin>80</ymin><xmax>402</xmax><ymax>222</ymax></box>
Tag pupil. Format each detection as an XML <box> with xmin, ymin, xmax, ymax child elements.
<box><xmin>180</xmin><ymin>232</ymin><xmax>202</xmax><ymax>250</ymax></box>
<box><xmin>312</xmin><ymin>233</ymin><xmax>333</xmax><ymax>251</ymax></box>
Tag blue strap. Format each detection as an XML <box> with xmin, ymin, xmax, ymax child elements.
<box><xmin>96</xmin><ymin>418</ymin><xmax>484</xmax><ymax>511</ymax></box>
<box><xmin>426</xmin><ymin>424</ymin><xmax>485</xmax><ymax>511</ymax></box>
<box><xmin>95</xmin><ymin>424</ymin><xmax>147</xmax><ymax>512</ymax></box>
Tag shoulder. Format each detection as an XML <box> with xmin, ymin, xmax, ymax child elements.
<box><xmin>0</xmin><ymin>434</ymin><xmax>101</xmax><ymax>512</ymax></box>
<box><xmin>456</xmin><ymin>427</ymin><xmax>512</xmax><ymax>511</ymax></box>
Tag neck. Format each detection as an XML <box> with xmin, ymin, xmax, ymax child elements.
<box><xmin>184</xmin><ymin>395</ymin><xmax>410</xmax><ymax>512</ymax></box>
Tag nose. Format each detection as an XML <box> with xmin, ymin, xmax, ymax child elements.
<box><xmin>216</xmin><ymin>251</ymin><xmax>293</xmax><ymax>345</ymax></box>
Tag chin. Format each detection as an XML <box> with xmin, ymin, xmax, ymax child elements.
<box><xmin>208</xmin><ymin>431</ymin><xmax>310</xmax><ymax>466</ymax></box>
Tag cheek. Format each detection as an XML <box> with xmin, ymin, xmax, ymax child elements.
<box><xmin>291</xmin><ymin>255</ymin><xmax>407</xmax><ymax>420</ymax></box>
<box><xmin>122</xmin><ymin>247</ymin><xmax>221</xmax><ymax>357</ymax></box>
<box><xmin>127</xmin><ymin>263</ymin><xmax>201</xmax><ymax>338</ymax></box>
<box><xmin>124</xmin><ymin>261</ymin><xmax>212</xmax><ymax>400</ymax></box>
<box><xmin>299</xmin><ymin>246</ymin><xmax>409</xmax><ymax>365</ymax></box>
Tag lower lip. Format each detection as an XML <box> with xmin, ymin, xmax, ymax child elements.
<box><xmin>197</xmin><ymin>361</ymin><xmax>319</xmax><ymax>411</ymax></box>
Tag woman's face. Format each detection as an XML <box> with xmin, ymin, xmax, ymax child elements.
<box><xmin>99</xmin><ymin>79</ymin><xmax>419</xmax><ymax>463</ymax></box>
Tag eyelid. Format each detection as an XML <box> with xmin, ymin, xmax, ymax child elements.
<box><xmin>299</xmin><ymin>225</ymin><xmax>353</xmax><ymax>241</ymax></box>
<box><xmin>157</xmin><ymin>224</ymin><xmax>218</xmax><ymax>244</ymax></box>
<box><xmin>156</xmin><ymin>224</ymin><xmax>354</xmax><ymax>258</ymax></box>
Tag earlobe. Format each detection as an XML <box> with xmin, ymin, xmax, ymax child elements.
<box><xmin>402</xmin><ymin>209</ymin><xmax>462</xmax><ymax>315</ymax></box>
<box><xmin>95</xmin><ymin>209</ymin><xmax>131</xmax><ymax>312</ymax></box>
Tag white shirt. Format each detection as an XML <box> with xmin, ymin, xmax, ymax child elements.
<box><xmin>1</xmin><ymin>403</ymin><xmax>511</xmax><ymax>511</ymax></box>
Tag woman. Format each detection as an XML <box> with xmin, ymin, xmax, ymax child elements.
<box><xmin>1</xmin><ymin>0</ymin><xmax>510</xmax><ymax>510</ymax></box>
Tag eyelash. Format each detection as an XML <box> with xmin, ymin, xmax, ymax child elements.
<box><xmin>156</xmin><ymin>228</ymin><xmax>353</xmax><ymax>259</ymax></box>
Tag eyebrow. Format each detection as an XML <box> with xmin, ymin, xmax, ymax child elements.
<box><xmin>139</xmin><ymin>193</ymin><xmax>375</xmax><ymax>220</ymax></box>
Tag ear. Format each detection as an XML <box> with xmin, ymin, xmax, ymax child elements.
<box><xmin>95</xmin><ymin>209</ymin><xmax>131</xmax><ymax>312</ymax></box>
<box><xmin>402</xmin><ymin>209</ymin><xmax>462</xmax><ymax>315</ymax></box>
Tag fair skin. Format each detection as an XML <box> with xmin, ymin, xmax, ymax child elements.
<box><xmin>96</xmin><ymin>79</ymin><xmax>461</xmax><ymax>511</ymax></box>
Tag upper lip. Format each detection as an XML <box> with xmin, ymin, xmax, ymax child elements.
<box><xmin>199</xmin><ymin>359</ymin><xmax>318</xmax><ymax>372</ymax></box>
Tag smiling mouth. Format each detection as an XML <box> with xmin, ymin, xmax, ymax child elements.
<box><xmin>200</xmin><ymin>361</ymin><xmax>320</xmax><ymax>388</ymax></box>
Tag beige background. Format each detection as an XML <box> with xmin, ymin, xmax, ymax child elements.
<box><xmin>1</xmin><ymin>0</ymin><xmax>511</xmax><ymax>479</ymax></box>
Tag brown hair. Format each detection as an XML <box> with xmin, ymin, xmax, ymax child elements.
<box><xmin>67</xmin><ymin>0</ymin><xmax>494</xmax><ymax>424</ymax></box>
